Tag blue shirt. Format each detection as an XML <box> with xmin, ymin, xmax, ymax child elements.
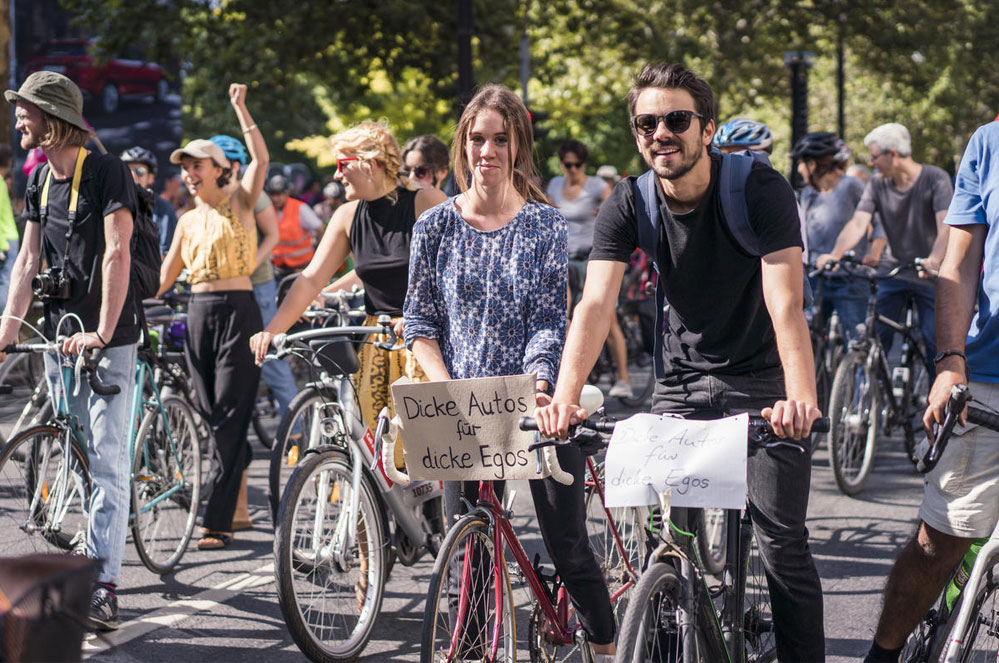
<box><xmin>946</xmin><ymin>122</ymin><xmax>999</xmax><ymax>382</ymax></box>
<box><xmin>153</xmin><ymin>195</ymin><xmax>178</xmax><ymax>256</ymax></box>
<box><xmin>404</xmin><ymin>198</ymin><xmax>567</xmax><ymax>385</ymax></box>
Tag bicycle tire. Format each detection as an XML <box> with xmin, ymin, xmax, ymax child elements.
<box><xmin>616</xmin><ymin>561</ymin><xmax>686</xmax><ymax>661</ymax></box>
<box><xmin>131</xmin><ymin>395</ymin><xmax>202</xmax><ymax>575</ymax></box>
<box><xmin>252</xmin><ymin>381</ymin><xmax>277</xmax><ymax>451</ymax></box>
<box><xmin>742</xmin><ymin>524</ymin><xmax>777</xmax><ymax>663</ymax></box>
<box><xmin>903</xmin><ymin>358</ymin><xmax>929</xmax><ymax>463</ymax></box>
<box><xmin>0</xmin><ymin>424</ymin><xmax>92</xmax><ymax>556</ymax></box>
<box><xmin>828</xmin><ymin>349</ymin><xmax>879</xmax><ymax>496</ymax></box>
<box><xmin>695</xmin><ymin>507</ymin><xmax>728</xmax><ymax>577</ymax></box>
<box><xmin>274</xmin><ymin>449</ymin><xmax>386</xmax><ymax>662</ymax></box>
<box><xmin>268</xmin><ymin>387</ymin><xmax>342</xmax><ymax>523</ymax></box>
<box><xmin>955</xmin><ymin>565</ymin><xmax>999</xmax><ymax>661</ymax></box>
<box><xmin>421</xmin><ymin>513</ymin><xmax>516</xmax><ymax>663</ymax></box>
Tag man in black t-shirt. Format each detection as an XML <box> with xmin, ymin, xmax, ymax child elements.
<box><xmin>535</xmin><ymin>63</ymin><xmax>824</xmax><ymax>660</ymax></box>
<box><xmin>0</xmin><ymin>71</ymin><xmax>138</xmax><ymax>632</ymax></box>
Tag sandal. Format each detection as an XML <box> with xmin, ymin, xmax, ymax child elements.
<box><xmin>197</xmin><ymin>531</ymin><xmax>233</xmax><ymax>550</ymax></box>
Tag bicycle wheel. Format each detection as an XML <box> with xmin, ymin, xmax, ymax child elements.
<box><xmin>252</xmin><ymin>380</ymin><xmax>278</xmax><ymax>451</ymax></box>
<box><xmin>616</xmin><ymin>561</ymin><xmax>685</xmax><ymax>661</ymax></box>
<box><xmin>903</xmin><ymin>358</ymin><xmax>930</xmax><ymax>463</ymax></box>
<box><xmin>956</xmin><ymin>566</ymin><xmax>999</xmax><ymax>661</ymax></box>
<box><xmin>584</xmin><ymin>461</ymin><xmax>649</xmax><ymax>614</ymax></box>
<box><xmin>421</xmin><ymin>513</ymin><xmax>516</xmax><ymax>663</ymax></box>
<box><xmin>274</xmin><ymin>449</ymin><xmax>386</xmax><ymax>662</ymax></box>
<box><xmin>828</xmin><ymin>349</ymin><xmax>879</xmax><ymax>495</ymax></box>
<box><xmin>695</xmin><ymin>508</ymin><xmax>728</xmax><ymax>577</ymax></box>
<box><xmin>269</xmin><ymin>388</ymin><xmax>346</xmax><ymax>523</ymax></box>
<box><xmin>742</xmin><ymin>526</ymin><xmax>777</xmax><ymax>663</ymax></box>
<box><xmin>0</xmin><ymin>424</ymin><xmax>91</xmax><ymax>555</ymax></box>
<box><xmin>131</xmin><ymin>396</ymin><xmax>202</xmax><ymax>574</ymax></box>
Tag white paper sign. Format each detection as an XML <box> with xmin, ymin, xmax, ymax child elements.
<box><xmin>390</xmin><ymin>374</ymin><xmax>544</xmax><ymax>481</ymax></box>
<box><xmin>604</xmin><ymin>413</ymin><xmax>749</xmax><ymax>509</ymax></box>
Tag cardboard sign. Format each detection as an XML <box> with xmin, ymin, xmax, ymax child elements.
<box><xmin>390</xmin><ymin>374</ymin><xmax>544</xmax><ymax>481</ymax></box>
<box><xmin>604</xmin><ymin>413</ymin><xmax>749</xmax><ymax>509</ymax></box>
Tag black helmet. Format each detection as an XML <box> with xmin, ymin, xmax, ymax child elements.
<box><xmin>791</xmin><ymin>132</ymin><xmax>850</xmax><ymax>162</ymax></box>
<box><xmin>265</xmin><ymin>174</ymin><xmax>289</xmax><ymax>194</ymax></box>
<box><xmin>121</xmin><ymin>146</ymin><xmax>157</xmax><ymax>172</ymax></box>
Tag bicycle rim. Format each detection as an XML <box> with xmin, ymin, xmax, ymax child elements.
<box><xmin>956</xmin><ymin>568</ymin><xmax>999</xmax><ymax>662</ymax></box>
<box><xmin>743</xmin><ymin>529</ymin><xmax>777</xmax><ymax>663</ymax></box>
<box><xmin>0</xmin><ymin>425</ymin><xmax>91</xmax><ymax>555</ymax></box>
<box><xmin>275</xmin><ymin>451</ymin><xmax>386</xmax><ymax>662</ymax></box>
<box><xmin>422</xmin><ymin>514</ymin><xmax>516</xmax><ymax>663</ymax></box>
<box><xmin>829</xmin><ymin>351</ymin><xmax>878</xmax><ymax>495</ymax></box>
<box><xmin>131</xmin><ymin>396</ymin><xmax>202</xmax><ymax>574</ymax></box>
<box><xmin>617</xmin><ymin>562</ymin><xmax>685</xmax><ymax>662</ymax></box>
<box><xmin>695</xmin><ymin>508</ymin><xmax>728</xmax><ymax>577</ymax></box>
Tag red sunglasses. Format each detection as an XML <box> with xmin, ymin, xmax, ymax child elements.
<box><xmin>336</xmin><ymin>156</ymin><xmax>359</xmax><ymax>172</ymax></box>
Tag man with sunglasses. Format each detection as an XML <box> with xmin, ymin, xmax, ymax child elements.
<box><xmin>121</xmin><ymin>146</ymin><xmax>176</xmax><ymax>258</ymax></box>
<box><xmin>535</xmin><ymin>62</ymin><xmax>825</xmax><ymax>660</ymax></box>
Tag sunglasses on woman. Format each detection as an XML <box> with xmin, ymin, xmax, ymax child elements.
<box><xmin>336</xmin><ymin>156</ymin><xmax>359</xmax><ymax>172</ymax></box>
<box><xmin>400</xmin><ymin>165</ymin><xmax>429</xmax><ymax>180</ymax></box>
<box><xmin>631</xmin><ymin>110</ymin><xmax>703</xmax><ymax>137</ymax></box>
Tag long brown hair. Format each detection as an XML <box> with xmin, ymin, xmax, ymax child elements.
<box><xmin>452</xmin><ymin>84</ymin><xmax>546</xmax><ymax>204</ymax></box>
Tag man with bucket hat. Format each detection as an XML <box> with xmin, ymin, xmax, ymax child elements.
<box><xmin>0</xmin><ymin>71</ymin><xmax>139</xmax><ymax>631</ymax></box>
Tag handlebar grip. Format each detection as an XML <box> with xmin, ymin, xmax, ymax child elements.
<box><xmin>87</xmin><ymin>369</ymin><xmax>120</xmax><ymax>396</ymax></box>
<box><xmin>518</xmin><ymin>416</ymin><xmax>538</xmax><ymax>431</ymax></box>
<box><xmin>542</xmin><ymin>445</ymin><xmax>573</xmax><ymax>485</ymax></box>
<box><xmin>811</xmin><ymin>417</ymin><xmax>830</xmax><ymax>434</ymax></box>
<box><xmin>3</xmin><ymin>344</ymin><xmax>38</xmax><ymax>353</ymax></box>
<box><xmin>0</xmin><ymin>385</ymin><xmax>11</xmax><ymax>395</ymax></box>
<box><xmin>967</xmin><ymin>405</ymin><xmax>999</xmax><ymax>432</ymax></box>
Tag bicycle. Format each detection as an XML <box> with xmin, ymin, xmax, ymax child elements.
<box><xmin>0</xmin><ymin>335</ymin><xmax>201</xmax><ymax>575</ymax></box>
<box><xmin>614</xmin><ymin>415</ymin><xmax>830</xmax><ymax>663</ymax></box>
<box><xmin>269</xmin><ymin>317</ymin><xmax>448</xmax><ymax>663</ymax></box>
<box><xmin>902</xmin><ymin>384</ymin><xmax>999</xmax><ymax>661</ymax></box>
<box><xmin>398</xmin><ymin>387</ymin><xmax>646</xmax><ymax>663</ymax></box>
<box><xmin>826</xmin><ymin>257</ymin><xmax>929</xmax><ymax>495</ymax></box>
<box><xmin>806</xmin><ymin>261</ymin><xmax>847</xmax><ymax>418</ymax></box>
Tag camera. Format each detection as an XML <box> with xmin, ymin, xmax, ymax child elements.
<box><xmin>32</xmin><ymin>267</ymin><xmax>71</xmax><ymax>300</ymax></box>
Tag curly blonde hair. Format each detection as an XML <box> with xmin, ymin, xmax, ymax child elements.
<box><xmin>330</xmin><ymin>120</ymin><xmax>403</xmax><ymax>200</ymax></box>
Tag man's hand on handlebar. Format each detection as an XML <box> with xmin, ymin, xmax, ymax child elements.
<box><xmin>917</xmin><ymin>255</ymin><xmax>940</xmax><ymax>278</ymax></box>
<box><xmin>861</xmin><ymin>253</ymin><xmax>881</xmax><ymax>267</ymax></box>
<box><xmin>923</xmin><ymin>365</ymin><xmax>968</xmax><ymax>435</ymax></box>
<box><xmin>534</xmin><ymin>401</ymin><xmax>589</xmax><ymax>440</ymax></box>
<box><xmin>249</xmin><ymin>330</ymin><xmax>276</xmax><ymax>365</ymax></box>
<box><xmin>62</xmin><ymin>331</ymin><xmax>106</xmax><ymax>357</ymax></box>
<box><xmin>761</xmin><ymin>399</ymin><xmax>821</xmax><ymax>440</ymax></box>
<box><xmin>814</xmin><ymin>253</ymin><xmax>837</xmax><ymax>270</ymax></box>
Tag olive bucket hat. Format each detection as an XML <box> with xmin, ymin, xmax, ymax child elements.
<box><xmin>4</xmin><ymin>71</ymin><xmax>90</xmax><ymax>132</ymax></box>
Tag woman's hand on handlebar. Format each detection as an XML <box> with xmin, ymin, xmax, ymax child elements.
<box><xmin>761</xmin><ymin>399</ymin><xmax>822</xmax><ymax>440</ymax></box>
<box><xmin>534</xmin><ymin>400</ymin><xmax>588</xmax><ymax>440</ymax></box>
<box><xmin>392</xmin><ymin>317</ymin><xmax>404</xmax><ymax>342</ymax></box>
<box><xmin>249</xmin><ymin>330</ymin><xmax>275</xmax><ymax>366</ymax></box>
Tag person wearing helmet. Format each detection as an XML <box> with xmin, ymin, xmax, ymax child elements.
<box><xmin>266</xmin><ymin>173</ymin><xmax>325</xmax><ymax>278</ymax></box>
<box><xmin>209</xmin><ymin>133</ymin><xmax>285</xmax><ymax>533</ymax></box>
<box><xmin>712</xmin><ymin>117</ymin><xmax>773</xmax><ymax>154</ymax></box>
<box><xmin>793</xmin><ymin>132</ymin><xmax>883</xmax><ymax>342</ymax></box>
<box><xmin>121</xmin><ymin>146</ymin><xmax>177</xmax><ymax>257</ymax></box>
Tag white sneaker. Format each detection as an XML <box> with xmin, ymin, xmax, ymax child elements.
<box><xmin>608</xmin><ymin>379</ymin><xmax>633</xmax><ymax>399</ymax></box>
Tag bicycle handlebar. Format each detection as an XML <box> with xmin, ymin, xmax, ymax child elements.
<box><xmin>917</xmin><ymin>384</ymin><xmax>999</xmax><ymax>473</ymax></box>
<box><xmin>266</xmin><ymin>316</ymin><xmax>398</xmax><ymax>362</ymax></box>
<box><xmin>2</xmin><ymin>342</ymin><xmax>121</xmax><ymax>396</ymax></box>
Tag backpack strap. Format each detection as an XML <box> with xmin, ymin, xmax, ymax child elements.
<box><xmin>718</xmin><ymin>151</ymin><xmax>762</xmax><ymax>256</ymax></box>
<box><xmin>632</xmin><ymin>170</ymin><xmax>667</xmax><ymax>379</ymax></box>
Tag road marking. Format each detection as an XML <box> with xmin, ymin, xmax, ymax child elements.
<box><xmin>82</xmin><ymin>562</ymin><xmax>275</xmax><ymax>658</ymax></box>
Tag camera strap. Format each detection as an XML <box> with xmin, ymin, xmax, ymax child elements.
<box><xmin>39</xmin><ymin>148</ymin><xmax>87</xmax><ymax>269</ymax></box>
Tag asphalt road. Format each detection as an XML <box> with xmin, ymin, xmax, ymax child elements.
<box><xmin>0</xmin><ymin>381</ymin><xmax>924</xmax><ymax>662</ymax></box>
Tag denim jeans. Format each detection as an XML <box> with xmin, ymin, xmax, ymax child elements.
<box><xmin>252</xmin><ymin>278</ymin><xmax>299</xmax><ymax>419</ymax></box>
<box><xmin>810</xmin><ymin>274</ymin><xmax>868</xmax><ymax>344</ymax></box>
<box><xmin>875</xmin><ymin>277</ymin><xmax>936</xmax><ymax>379</ymax></box>
<box><xmin>0</xmin><ymin>239</ymin><xmax>19</xmax><ymax>313</ymax></box>
<box><xmin>44</xmin><ymin>343</ymin><xmax>138</xmax><ymax>585</ymax></box>
<box><xmin>652</xmin><ymin>368</ymin><xmax>826</xmax><ymax>662</ymax></box>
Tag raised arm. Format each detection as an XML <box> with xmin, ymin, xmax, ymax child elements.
<box><xmin>230</xmin><ymin>83</ymin><xmax>268</xmax><ymax>211</ymax></box>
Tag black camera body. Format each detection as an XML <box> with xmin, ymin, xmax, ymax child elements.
<box><xmin>32</xmin><ymin>267</ymin><xmax>72</xmax><ymax>300</ymax></box>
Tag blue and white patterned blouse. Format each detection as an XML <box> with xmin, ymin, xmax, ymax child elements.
<box><xmin>404</xmin><ymin>198</ymin><xmax>568</xmax><ymax>385</ymax></box>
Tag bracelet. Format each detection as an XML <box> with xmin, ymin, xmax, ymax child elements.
<box><xmin>94</xmin><ymin>330</ymin><xmax>109</xmax><ymax>347</ymax></box>
<box><xmin>933</xmin><ymin>349</ymin><xmax>966</xmax><ymax>364</ymax></box>
<box><xmin>242</xmin><ymin>124</ymin><xmax>258</xmax><ymax>134</ymax></box>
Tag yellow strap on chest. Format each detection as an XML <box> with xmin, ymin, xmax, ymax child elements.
<box><xmin>40</xmin><ymin>148</ymin><xmax>87</xmax><ymax>215</ymax></box>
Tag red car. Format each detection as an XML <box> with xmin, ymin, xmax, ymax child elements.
<box><xmin>26</xmin><ymin>39</ymin><xmax>169</xmax><ymax>115</ymax></box>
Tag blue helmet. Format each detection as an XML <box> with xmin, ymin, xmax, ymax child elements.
<box><xmin>713</xmin><ymin>118</ymin><xmax>773</xmax><ymax>153</ymax></box>
<box><xmin>209</xmin><ymin>134</ymin><xmax>249</xmax><ymax>165</ymax></box>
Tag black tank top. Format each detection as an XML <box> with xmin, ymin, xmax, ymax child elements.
<box><xmin>350</xmin><ymin>187</ymin><xmax>417</xmax><ymax>316</ymax></box>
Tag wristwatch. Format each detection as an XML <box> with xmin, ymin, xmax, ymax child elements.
<box><xmin>933</xmin><ymin>349</ymin><xmax>966</xmax><ymax>364</ymax></box>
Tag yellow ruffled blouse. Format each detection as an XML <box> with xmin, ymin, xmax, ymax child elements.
<box><xmin>180</xmin><ymin>199</ymin><xmax>256</xmax><ymax>285</ymax></box>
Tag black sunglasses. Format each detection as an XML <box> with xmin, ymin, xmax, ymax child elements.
<box><xmin>631</xmin><ymin>110</ymin><xmax>703</xmax><ymax>137</ymax></box>
<box><xmin>401</xmin><ymin>165</ymin><xmax>430</xmax><ymax>180</ymax></box>
<box><xmin>561</xmin><ymin>161</ymin><xmax>584</xmax><ymax>170</ymax></box>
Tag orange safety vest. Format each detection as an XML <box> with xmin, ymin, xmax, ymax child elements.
<box><xmin>271</xmin><ymin>197</ymin><xmax>315</xmax><ymax>269</ymax></box>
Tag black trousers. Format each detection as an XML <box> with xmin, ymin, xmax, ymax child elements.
<box><xmin>186</xmin><ymin>291</ymin><xmax>262</xmax><ymax>532</ymax></box>
<box><xmin>652</xmin><ymin>368</ymin><xmax>826</xmax><ymax>662</ymax></box>
<box><xmin>444</xmin><ymin>444</ymin><xmax>616</xmax><ymax>648</ymax></box>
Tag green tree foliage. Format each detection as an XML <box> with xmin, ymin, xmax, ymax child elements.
<box><xmin>60</xmin><ymin>0</ymin><xmax>999</xmax><ymax>179</ymax></box>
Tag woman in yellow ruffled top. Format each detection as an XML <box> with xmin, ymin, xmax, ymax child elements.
<box><xmin>158</xmin><ymin>83</ymin><xmax>268</xmax><ymax>550</ymax></box>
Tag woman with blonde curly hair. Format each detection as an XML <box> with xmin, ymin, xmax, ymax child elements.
<box><xmin>250</xmin><ymin>120</ymin><xmax>445</xmax><ymax>448</ymax></box>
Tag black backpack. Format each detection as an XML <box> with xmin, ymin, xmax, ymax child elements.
<box><xmin>129</xmin><ymin>184</ymin><xmax>162</xmax><ymax>302</ymax></box>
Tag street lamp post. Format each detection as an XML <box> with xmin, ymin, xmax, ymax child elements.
<box><xmin>784</xmin><ymin>50</ymin><xmax>815</xmax><ymax>188</ymax></box>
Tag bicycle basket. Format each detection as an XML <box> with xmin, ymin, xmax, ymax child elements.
<box><xmin>0</xmin><ymin>553</ymin><xmax>98</xmax><ymax>663</ymax></box>
<box><xmin>310</xmin><ymin>337</ymin><xmax>360</xmax><ymax>376</ymax></box>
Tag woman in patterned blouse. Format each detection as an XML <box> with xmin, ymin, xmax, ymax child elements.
<box><xmin>404</xmin><ymin>84</ymin><xmax>616</xmax><ymax>659</ymax></box>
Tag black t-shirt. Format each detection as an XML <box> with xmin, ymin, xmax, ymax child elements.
<box><xmin>350</xmin><ymin>187</ymin><xmax>417</xmax><ymax>316</ymax></box>
<box><xmin>24</xmin><ymin>151</ymin><xmax>140</xmax><ymax>346</ymax></box>
<box><xmin>590</xmin><ymin>153</ymin><xmax>803</xmax><ymax>378</ymax></box>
